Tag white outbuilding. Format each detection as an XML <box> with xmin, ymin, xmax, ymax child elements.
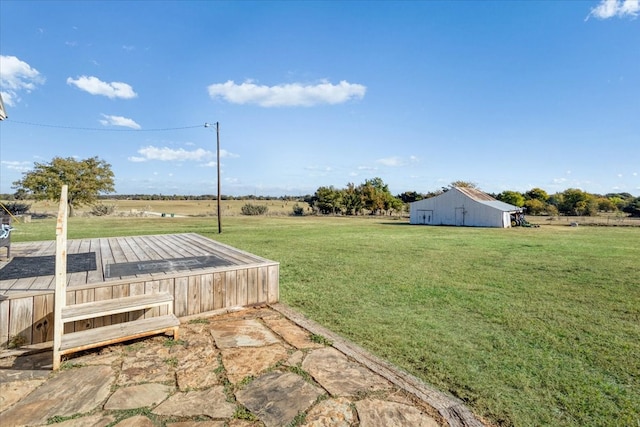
<box><xmin>409</xmin><ymin>187</ymin><xmax>523</xmax><ymax>228</ymax></box>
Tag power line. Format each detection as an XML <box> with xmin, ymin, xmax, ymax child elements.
<box><xmin>2</xmin><ymin>119</ymin><xmax>205</xmax><ymax>132</ymax></box>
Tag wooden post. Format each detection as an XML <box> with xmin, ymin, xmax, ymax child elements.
<box><xmin>216</xmin><ymin>122</ymin><xmax>221</xmax><ymax>234</ymax></box>
<box><xmin>53</xmin><ymin>185</ymin><xmax>68</xmax><ymax>370</ymax></box>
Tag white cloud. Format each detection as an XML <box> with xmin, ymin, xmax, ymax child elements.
<box><xmin>99</xmin><ymin>114</ymin><xmax>141</xmax><ymax>129</ymax></box>
<box><xmin>128</xmin><ymin>145</ymin><xmax>213</xmax><ymax>162</ymax></box>
<box><xmin>220</xmin><ymin>149</ymin><xmax>239</xmax><ymax>159</ymax></box>
<box><xmin>1</xmin><ymin>160</ymin><xmax>32</xmax><ymax>171</ymax></box>
<box><xmin>66</xmin><ymin>75</ymin><xmax>137</xmax><ymax>99</ymax></box>
<box><xmin>377</xmin><ymin>156</ymin><xmax>403</xmax><ymax>167</ymax></box>
<box><xmin>376</xmin><ymin>155</ymin><xmax>418</xmax><ymax>167</ymax></box>
<box><xmin>586</xmin><ymin>0</ymin><xmax>639</xmax><ymax>20</ymax></box>
<box><xmin>0</xmin><ymin>55</ymin><xmax>45</xmax><ymax>106</ymax></box>
<box><xmin>207</xmin><ymin>79</ymin><xmax>366</xmax><ymax>107</ymax></box>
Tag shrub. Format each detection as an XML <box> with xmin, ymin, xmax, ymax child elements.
<box><xmin>292</xmin><ymin>204</ymin><xmax>305</xmax><ymax>216</ymax></box>
<box><xmin>1</xmin><ymin>202</ymin><xmax>31</xmax><ymax>215</ymax></box>
<box><xmin>241</xmin><ymin>203</ymin><xmax>268</xmax><ymax>216</ymax></box>
<box><xmin>90</xmin><ymin>203</ymin><xmax>116</xmax><ymax>216</ymax></box>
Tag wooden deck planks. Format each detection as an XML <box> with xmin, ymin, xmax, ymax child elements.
<box><xmin>1</xmin><ymin>233</ymin><xmax>275</xmax><ymax>297</ymax></box>
<box><xmin>1</xmin><ymin>233</ymin><xmax>279</xmax><ymax>347</ymax></box>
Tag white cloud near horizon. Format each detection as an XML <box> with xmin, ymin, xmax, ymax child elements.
<box><xmin>207</xmin><ymin>79</ymin><xmax>366</xmax><ymax>107</ymax></box>
<box><xmin>128</xmin><ymin>146</ymin><xmax>213</xmax><ymax>162</ymax></box>
<box><xmin>66</xmin><ymin>75</ymin><xmax>137</xmax><ymax>99</ymax></box>
<box><xmin>586</xmin><ymin>0</ymin><xmax>639</xmax><ymax>20</ymax></box>
<box><xmin>99</xmin><ymin>114</ymin><xmax>141</xmax><ymax>129</ymax></box>
<box><xmin>376</xmin><ymin>155</ymin><xmax>419</xmax><ymax>167</ymax></box>
<box><xmin>1</xmin><ymin>160</ymin><xmax>32</xmax><ymax>172</ymax></box>
<box><xmin>0</xmin><ymin>55</ymin><xmax>45</xmax><ymax>106</ymax></box>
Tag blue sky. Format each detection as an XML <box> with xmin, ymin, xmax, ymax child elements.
<box><xmin>1</xmin><ymin>1</ymin><xmax>638</xmax><ymax>197</ymax></box>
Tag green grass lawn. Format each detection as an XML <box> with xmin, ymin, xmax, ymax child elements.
<box><xmin>9</xmin><ymin>216</ymin><xmax>640</xmax><ymax>426</ymax></box>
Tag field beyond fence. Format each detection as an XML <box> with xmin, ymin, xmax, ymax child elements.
<box><xmin>3</xmin><ymin>204</ymin><xmax>640</xmax><ymax>426</ymax></box>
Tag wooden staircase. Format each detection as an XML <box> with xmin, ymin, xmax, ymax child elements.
<box><xmin>59</xmin><ymin>293</ymin><xmax>179</xmax><ymax>355</ymax></box>
<box><xmin>52</xmin><ymin>186</ymin><xmax>179</xmax><ymax>370</ymax></box>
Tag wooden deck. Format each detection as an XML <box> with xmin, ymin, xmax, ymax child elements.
<box><xmin>0</xmin><ymin>233</ymin><xmax>279</xmax><ymax>347</ymax></box>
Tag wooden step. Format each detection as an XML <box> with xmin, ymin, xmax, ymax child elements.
<box><xmin>60</xmin><ymin>314</ymin><xmax>180</xmax><ymax>354</ymax></box>
<box><xmin>61</xmin><ymin>292</ymin><xmax>174</xmax><ymax>323</ymax></box>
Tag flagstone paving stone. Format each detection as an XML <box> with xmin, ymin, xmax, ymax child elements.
<box><xmin>220</xmin><ymin>343</ymin><xmax>290</xmax><ymax>384</ymax></box>
<box><xmin>167</xmin><ymin>421</ymin><xmax>226</xmax><ymax>427</ymax></box>
<box><xmin>262</xmin><ymin>316</ymin><xmax>325</xmax><ymax>349</ymax></box>
<box><xmin>113</xmin><ymin>414</ymin><xmax>155</xmax><ymax>427</ymax></box>
<box><xmin>302</xmin><ymin>346</ymin><xmax>392</xmax><ymax>397</ymax></box>
<box><xmin>152</xmin><ymin>386</ymin><xmax>235</xmax><ymax>419</ymax></box>
<box><xmin>236</xmin><ymin>370</ymin><xmax>325</xmax><ymax>427</ymax></box>
<box><xmin>0</xmin><ymin>378</ymin><xmax>46</xmax><ymax>412</ymax></box>
<box><xmin>0</xmin><ymin>365</ymin><xmax>113</xmax><ymax>426</ymax></box>
<box><xmin>301</xmin><ymin>397</ymin><xmax>355</xmax><ymax>427</ymax></box>
<box><xmin>0</xmin><ymin>305</ymin><xmax>483</xmax><ymax>427</ymax></box>
<box><xmin>355</xmin><ymin>398</ymin><xmax>440</xmax><ymax>427</ymax></box>
<box><xmin>104</xmin><ymin>383</ymin><xmax>172</xmax><ymax>410</ymax></box>
<box><xmin>53</xmin><ymin>413</ymin><xmax>116</xmax><ymax>427</ymax></box>
<box><xmin>210</xmin><ymin>318</ymin><xmax>280</xmax><ymax>348</ymax></box>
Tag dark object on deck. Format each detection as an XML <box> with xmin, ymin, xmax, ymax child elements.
<box><xmin>1</xmin><ymin>216</ymin><xmax>12</xmax><ymax>258</ymax></box>
<box><xmin>0</xmin><ymin>252</ymin><xmax>97</xmax><ymax>280</ymax></box>
<box><xmin>105</xmin><ymin>255</ymin><xmax>234</xmax><ymax>278</ymax></box>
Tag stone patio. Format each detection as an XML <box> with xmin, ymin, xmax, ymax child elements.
<box><xmin>0</xmin><ymin>304</ymin><xmax>484</xmax><ymax>427</ymax></box>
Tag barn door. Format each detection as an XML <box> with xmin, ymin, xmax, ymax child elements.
<box><xmin>455</xmin><ymin>207</ymin><xmax>465</xmax><ymax>226</ymax></box>
<box><xmin>417</xmin><ymin>210</ymin><xmax>433</xmax><ymax>225</ymax></box>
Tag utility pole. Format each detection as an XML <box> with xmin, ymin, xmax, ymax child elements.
<box><xmin>205</xmin><ymin>122</ymin><xmax>222</xmax><ymax>233</ymax></box>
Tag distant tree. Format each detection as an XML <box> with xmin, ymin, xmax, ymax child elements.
<box><xmin>13</xmin><ymin>156</ymin><xmax>115</xmax><ymax>216</ymax></box>
<box><xmin>397</xmin><ymin>191</ymin><xmax>423</xmax><ymax>204</ymax></box>
<box><xmin>359</xmin><ymin>177</ymin><xmax>402</xmax><ymax>215</ymax></box>
<box><xmin>596</xmin><ymin>197</ymin><xmax>617</xmax><ymax>212</ymax></box>
<box><xmin>13</xmin><ymin>188</ymin><xmax>29</xmax><ymax>200</ymax></box>
<box><xmin>622</xmin><ymin>197</ymin><xmax>640</xmax><ymax>217</ymax></box>
<box><xmin>497</xmin><ymin>190</ymin><xmax>525</xmax><ymax>207</ymax></box>
<box><xmin>313</xmin><ymin>186</ymin><xmax>342</xmax><ymax>215</ymax></box>
<box><xmin>340</xmin><ymin>183</ymin><xmax>363</xmax><ymax>215</ymax></box>
<box><xmin>546</xmin><ymin>204</ymin><xmax>559</xmax><ymax>216</ymax></box>
<box><xmin>525</xmin><ymin>188</ymin><xmax>549</xmax><ymax>202</ymax></box>
<box><xmin>449</xmin><ymin>180</ymin><xmax>478</xmax><ymax>189</ymax></box>
<box><xmin>523</xmin><ymin>198</ymin><xmax>546</xmax><ymax>215</ymax></box>
<box><xmin>556</xmin><ymin>188</ymin><xmax>597</xmax><ymax>216</ymax></box>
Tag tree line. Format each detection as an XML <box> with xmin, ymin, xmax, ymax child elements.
<box><xmin>3</xmin><ymin>156</ymin><xmax>640</xmax><ymax>218</ymax></box>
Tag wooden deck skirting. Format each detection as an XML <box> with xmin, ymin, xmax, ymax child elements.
<box><xmin>0</xmin><ymin>232</ymin><xmax>279</xmax><ymax>348</ymax></box>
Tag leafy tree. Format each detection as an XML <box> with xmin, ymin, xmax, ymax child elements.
<box><xmin>622</xmin><ymin>197</ymin><xmax>640</xmax><ymax>217</ymax></box>
<box><xmin>397</xmin><ymin>191</ymin><xmax>423</xmax><ymax>204</ymax></box>
<box><xmin>360</xmin><ymin>177</ymin><xmax>401</xmax><ymax>215</ymax></box>
<box><xmin>384</xmin><ymin>194</ymin><xmax>405</xmax><ymax>213</ymax></box>
<box><xmin>546</xmin><ymin>204</ymin><xmax>559</xmax><ymax>216</ymax></box>
<box><xmin>360</xmin><ymin>179</ymin><xmax>386</xmax><ymax>214</ymax></box>
<box><xmin>596</xmin><ymin>197</ymin><xmax>616</xmax><ymax>212</ymax></box>
<box><xmin>13</xmin><ymin>156</ymin><xmax>115</xmax><ymax>216</ymax></box>
<box><xmin>556</xmin><ymin>188</ymin><xmax>597</xmax><ymax>216</ymax></box>
<box><xmin>341</xmin><ymin>183</ymin><xmax>363</xmax><ymax>215</ymax></box>
<box><xmin>523</xmin><ymin>198</ymin><xmax>546</xmax><ymax>215</ymax></box>
<box><xmin>449</xmin><ymin>180</ymin><xmax>478</xmax><ymax>189</ymax></box>
<box><xmin>13</xmin><ymin>188</ymin><xmax>29</xmax><ymax>200</ymax></box>
<box><xmin>497</xmin><ymin>190</ymin><xmax>525</xmax><ymax>207</ymax></box>
<box><xmin>313</xmin><ymin>186</ymin><xmax>342</xmax><ymax>215</ymax></box>
<box><xmin>525</xmin><ymin>188</ymin><xmax>549</xmax><ymax>202</ymax></box>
